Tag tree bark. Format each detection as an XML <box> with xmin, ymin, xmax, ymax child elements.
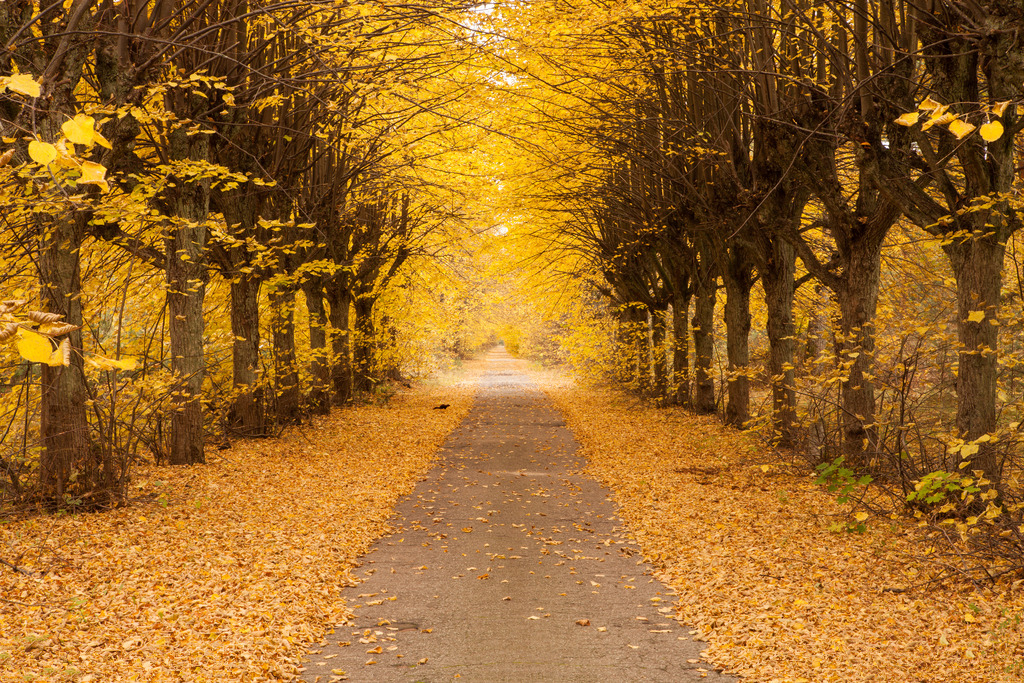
<box><xmin>165</xmin><ymin>127</ymin><xmax>209</xmax><ymax>466</ymax></box>
<box><xmin>226</xmin><ymin>273</ymin><xmax>264</xmax><ymax>435</ymax></box>
<box><xmin>325</xmin><ymin>284</ymin><xmax>352</xmax><ymax>404</ymax></box>
<box><xmin>723</xmin><ymin>247</ymin><xmax>753</xmax><ymax>427</ymax></box>
<box><xmin>302</xmin><ymin>279</ymin><xmax>331</xmax><ymax>415</ymax></box>
<box><xmin>946</xmin><ymin>234</ymin><xmax>1006</xmax><ymax>483</ymax></box>
<box><xmin>762</xmin><ymin>239</ymin><xmax>797</xmax><ymax>445</ymax></box>
<box><xmin>650</xmin><ymin>303</ymin><xmax>669</xmax><ymax>401</ymax></box>
<box><xmin>353</xmin><ymin>295</ymin><xmax>377</xmax><ymax>393</ymax></box>
<box><xmin>672</xmin><ymin>291</ymin><xmax>692</xmax><ymax>407</ymax></box>
<box><xmin>692</xmin><ymin>278</ymin><xmax>716</xmax><ymax>415</ymax></box>
<box><xmin>835</xmin><ymin>228</ymin><xmax>884</xmax><ymax>467</ymax></box>
<box><xmin>270</xmin><ymin>284</ymin><xmax>300</xmax><ymax>426</ymax></box>
<box><xmin>39</xmin><ymin>213</ymin><xmax>96</xmax><ymax>502</ymax></box>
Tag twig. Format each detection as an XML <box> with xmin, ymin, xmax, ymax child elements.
<box><xmin>0</xmin><ymin>557</ymin><xmax>37</xmax><ymax>576</ymax></box>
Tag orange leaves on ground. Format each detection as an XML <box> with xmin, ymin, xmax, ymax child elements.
<box><xmin>0</xmin><ymin>380</ymin><xmax>475</xmax><ymax>682</ymax></box>
<box><xmin>539</xmin><ymin>375</ymin><xmax>1023</xmax><ymax>682</ymax></box>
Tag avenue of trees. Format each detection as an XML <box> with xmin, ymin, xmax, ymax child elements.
<box><xmin>0</xmin><ymin>0</ymin><xmax>496</xmax><ymax>509</ymax></box>
<box><xmin>495</xmin><ymin>0</ymin><xmax>1024</xmax><ymax>567</ymax></box>
<box><xmin>2</xmin><ymin>0</ymin><xmax>1022</xmax><ymax>573</ymax></box>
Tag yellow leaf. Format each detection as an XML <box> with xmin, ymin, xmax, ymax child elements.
<box><xmin>966</xmin><ymin>310</ymin><xmax>985</xmax><ymax>323</ymax></box>
<box><xmin>963</xmin><ymin>612</ymin><xmax>976</xmax><ymax>623</ymax></box>
<box><xmin>961</xmin><ymin>444</ymin><xmax>979</xmax><ymax>457</ymax></box>
<box><xmin>93</xmin><ymin>129</ymin><xmax>112</xmax><ymax>149</ymax></box>
<box><xmin>48</xmin><ymin>337</ymin><xmax>71</xmax><ymax>367</ymax></box>
<box><xmin>894</xmin><ymin>112</ymin><xmax>919</xmax><ymax>127</ymax></box>
<box><xmin>854</xmin><ymin>511</ymin><xmax>868</xmax><ymax>522</ymax></box>
<box><xmin>6</xmin><ymin>73</ymin><xmax>41</xmax><ymax>98</ymax></box>
<box><xmin>991</xmin><ymin>101</ymin><xmax>1010</xmax><ymax>117</ymax></box>
<box><xmin>918</xmin><ymin>96</ymin><xmax>942</xmax><ymax>111</ymax></box>
<box><xmin>947</xmin><ymin>118</ymin><xmax>975</xmax><ymax>139</ymax></box>
<box><xmin>979</xmin><ymin>121</ymin><xmax>1003</xmax><ymax>142</ymax></box>
<box><xmin>53</xmin><ymin>139</ymin><xmax>80</xmax><ymax>169</ymax></box>
<box><xmin>28</xmin><ymin>140</ymin><xmax>58</xmax><ymax>165</ymax></box>
<box><xmin>62</xmin><ymin>114</ymin><xmax>96</xmax><ymax>145</ymax></box>
<box><xmin>78</xmin><ymin>160</ymin><xmax>109</xmax><ymax>191</ymax></box>
<box><xmin>921</xmin><ymin>112</ymin><xmax>955</xmax><ymax>131</ymax></box>
<box><xmin>15</xmin><ymin>328</ymin><xmax>55</xmax><ymax>364</ymax></box>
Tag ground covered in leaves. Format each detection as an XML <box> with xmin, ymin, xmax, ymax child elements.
<box><xmin>0</xmin><ymin>372</ymin><xmax>477</xmax><ymax>682</ymax></box>
<box><xmin>537</xmin><ymin>373</ymin><xmax>1024</xmax><ymax>683</ymax></box>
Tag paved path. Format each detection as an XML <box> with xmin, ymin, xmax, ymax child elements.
<box><xmin>300</xmin><ymin>351</ymin><xmax>735</xmax><ymax>682</ymax></box>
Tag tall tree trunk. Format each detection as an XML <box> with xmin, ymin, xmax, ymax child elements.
<box><xmin>270</xmin><ymin>284</ymin><xmax>300</xmax><ymax>426</ymax></box>
<box><xmin>723</xmin><ymin>247</ymin><xmax>753</xmax><ymax>427</ymax></box>
<box><xmin>672</xmin><ymin>291</ymin><xmax>692</xmax><ymax>407</ymax></box>
<box><xmin>38</xmin><ymin>213</ymin><xmax>95</xmax><ymax>502</ymax></box>
<box><xmin>353</xmin><ymin>295</ymin><xmax>376</xmax><ymax>393</ymax></box>
<box><xmin>325</xmin><ymin>284</ymin><xmax>352</xmax><ymax>404</ymax></box>
<box><xmin>650</xmin><ymin>303</ymin><xmax>669</xmax><ymax>401</ymax></box>
<box><xmin>946</xmin><ymin>234</ymin><xmax>1006</xmax><ymax>485</ymax></box>
<box><xmin>622</xmin><ymin>303</ymin><xmax>651</xmax><ymax>395</ymax></box>
<box><xmin>692</xmin><ymin>279</ymin><xmax>716</xmax><ymax>415</ymax></box>
<box><xmin>836</xmin><ymin>233</ymin><xmax>883</xmax><ymax>467</ymax></box>
<box><xmin>227</xmin><ymin>273</ymin><xmax>264</xmax><ymax>435</ymax></box>
<box><xmin>165</xmin><ymin>127</ymin><xmax>210</xmax><ymax>466</ymax></box>
<box><xmin>762</xmin><ymin>239</ymin><xmax>797</xmax><ymax>445</ymax></box>
<box><xmin>302</xmin><ymin>279</ymin><xmax>331</xmax><ymax>415</ymax></box>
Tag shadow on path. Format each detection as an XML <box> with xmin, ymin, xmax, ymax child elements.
<box><xmin>300</xmin><ymin>349</ymin><xmax>736</xmax><ymax>682</ymax></box>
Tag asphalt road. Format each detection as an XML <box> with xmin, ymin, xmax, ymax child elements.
<box><xmin>299</xmin><ymin>350</ymin><xmax>736</xmax><ymax>682</ymax></box>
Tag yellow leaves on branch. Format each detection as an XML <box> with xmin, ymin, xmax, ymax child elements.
<box><xmin>901</xmin><ymin>96</ymin><xmax>1008</xmax><ymax>141</ymax></box>
<box><xmin>14</xmin><ymin>327</ymin><xmax>69</xmax><ymax>367</ymax></box>
<box><xmin>1</xmin><ymin>300</ymin><xmax>79</xmax><ymax>366</ymax></box>
<box><xmin>19</xmin><ymin>112</ymin><xmax>111</xmax><ymax>190</ymax></box>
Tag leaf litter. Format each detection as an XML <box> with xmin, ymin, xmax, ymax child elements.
<box><xmin>0</xmin><ymin>372</ymin><xmax>478</xmax><ymax>682</ymax></box>
<box><xmin>535</xmin><ymin>372</ymin><xmax>1024</xmax><ymax>682</ymax></box>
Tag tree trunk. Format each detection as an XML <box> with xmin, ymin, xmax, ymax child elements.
<box><xmin>353</xmin><ymin>295</ymin><xmax>376</xmax><ymax>393</ymax></box>
<box><xmin>39</xmin><ymin>213</ymin><xmax>96</xmax><ymax>502</ymax></box>
<box><xmin>692</xmin><ymin>280</ymin><xmax>716</xmax><ymax>415</ymax></box>
<box><xmin>946</xmin><ymin>233</ymin><xmax>1006</xmax><ymax>485</ymax></box>
<box><xmin>165</xmin><ymin>128</ymin><xmax>209</xmax><ymax>466</ymax></box>
<box><xmin>270</xmin><ymin>284</ymin><xmax>300</xmax><ymax>426</ymax></box>
<box><xmin>723</xmin><ymin>247</ymin><xmax>753</xmax><ymax>427</ymax></box>
<box><xmin>302</xmin><ymin>279</ymin><xmax>331</xmax><ymax>416</ymax></box>
<box><xmin>227</xmin><ymin>273</ymin><xmax>264</xmax><ymax>435</ymax></box>
<box><xmin>762</xmin><ymin>239</ymin><xmax>797</xmax><ymax>445</ymax></box>
<box><xmin>325</xmin><ymin>284</ymin><xmax>352</xmax><ymax>404</ymax></box>
<box><xmin>836</xmin><ymin>235</ymin><xmax>883</xmax><ymax>467</ymax></box>
<box><xmin>650</xmin><ymin>304</ymin><xmax>669</xmax><ymax>401</ymax></box>
<box><xmin>621</xmin><ymin>303</ymin><xmax>651</xmax><ymax>394</ymax></box>
<box><xmin>672</xmin><ymin>292</ymin><xmax>692</xmax><ymax>407</ymax></box>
